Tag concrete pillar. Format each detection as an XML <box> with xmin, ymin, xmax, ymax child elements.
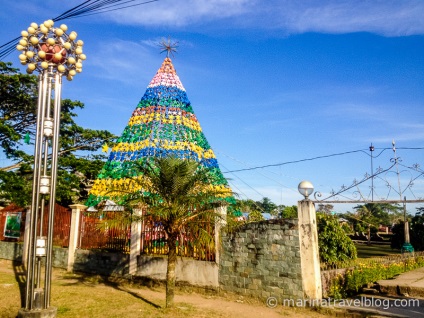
<box><xmin>297</xmin><ymin>200</ymin><xmax>322</xmax><ymax>300</ymax></box>
<box><xmin>129</xmin><ymin>209</ymin><xmax>142</xmax><ymax>275</ymax></box>
<box><xmin>214</xmin><ymin>206</ymin><xmax>227</xmax><ymax>265</ymax></box>
<box><xmin>67</xmin><ymin>204</ymin><xmax>86</xmax><ymax>272</ymax></box>
<box><xmin>22</xmin><ymin>207</ymin><xmax>31</xmax><ymax>265</ymax></box>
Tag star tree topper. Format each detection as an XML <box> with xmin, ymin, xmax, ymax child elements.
<box><xmin>159</xmin><ymin>37</ymin><xmax>178</xmax><ymax>57</ymax></box>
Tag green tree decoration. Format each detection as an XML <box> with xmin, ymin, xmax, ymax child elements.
<box><xmin>86</xmin><ymin>57</ymin><xmax>240</xmax><ymax>216</ymax></box>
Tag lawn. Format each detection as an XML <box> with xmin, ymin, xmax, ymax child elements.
<box><xmin>0</xmin><ymin>260</ymin><xmax>330</xmax><ymax>318</ymax></box>
<box><xmin>354</xmin><ymin>243</ymin><xmax>401</xmax><ymax>259</ymax></box>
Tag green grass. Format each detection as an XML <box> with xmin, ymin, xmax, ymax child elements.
<box><xmin>0</xmin><ymin>260</ymin><xmax>329</xmax><ymax>318</ymax></box>
<box><xmin>354</xmin><ymin>243</ymin><xmax>400</xmax><ymax>259</ymax></box>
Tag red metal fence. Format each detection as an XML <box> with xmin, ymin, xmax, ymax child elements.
<box><xmin>141</xmin><ymin>215</ymin><xmax>216</xmax><ymax>262</ymax></box>
<box><xmin>1</xmin><ymin>203</ymin><xmax>216</xmax><ymax>260</ymax></box>
<box><xmin>78</xmin><ymin>211</ymin><xmax>131</xmax><ymax>253</ymax></box>
<box><xmin>0</xmin><ymin>203</ymin><xmax>71</xmax><ymax>247</ymax></box>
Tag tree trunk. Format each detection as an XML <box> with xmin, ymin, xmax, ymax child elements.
<box><xmin>165</xmin><ymin>236</ymin><xmax>177</xmax><ymax>308</ymax></box>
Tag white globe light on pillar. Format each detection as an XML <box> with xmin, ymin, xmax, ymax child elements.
<box><xmin>298</xmin><ymin>181</ymin><xmax>314</xmax><ymax>200</ymax></box>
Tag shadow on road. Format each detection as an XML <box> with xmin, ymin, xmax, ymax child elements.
<box><xmin>12</xmin><ymin>258</ymin><xmax>27</xmax><ymax>308</ymax></box>
<box><xmin>60</xmin><ymin>271</ymin><xmax>162</xmax><ymax>309</ymax></box>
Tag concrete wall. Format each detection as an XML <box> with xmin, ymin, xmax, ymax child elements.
<box><xmin>72</xmin><ymin>249</ymin><xmax>129</xmax><ymax>276</ymax></box>
<box><xmin>219</xmin><ymin>219</ymin><xmax>304</xmax><ymax>301</ymax></box>
<box><xmin>0</xmin><ymin>241</ymin><xmax>68</xmax><ymax>269</ymax></box>
<box><xmin>136</xmin><ymin>255</ymin><xmax>218</xmax><ymax>287</ymax></box>
<box><xmin>0</xmin><ymin>241</ymin><xmax>23</xmax><ymax>261</ymax></box>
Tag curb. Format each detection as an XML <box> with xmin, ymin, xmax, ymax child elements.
<box><xmin>327</xmin><ymin>306</ymin><xmax>408</xmax><ymax>318</ymax></box>
<box><xmin>378</xmin><ymin>284</ymin><xmax>424</xmax><ymax>298</ymax></box>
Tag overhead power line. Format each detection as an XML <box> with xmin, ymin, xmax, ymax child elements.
<box><xmin>0</xmin><ymin>0</ymin><xmax>160</xmax><ymax>60</ymax></box>
<box><xmin>222</xmin><ymin>147</ymin><xmax>424</xmax><ymax>173</ymax></box>
<box><xmin>53</xmin><ymin>0</ymin><xmax>159</xmax><ymax>21</ymax></box>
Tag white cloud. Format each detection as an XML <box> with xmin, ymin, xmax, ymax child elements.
<box><xmin>101</xmin><ymin>0</ymin><xmax>424</xmax><ymax>36</ymax></box>
<box><xmin>6</xmin><ymin>1</ymin><xmax>423</xmax><ymax>40</ymax></box>
<box><xmin>272</xmin><ymin>0</ymin><xmax>424</xmax><ymax>36</ymax></box>
<box><xmin>106</xmin><ymin>0</ymin><xmax>254</xmax><ymax>27</ymax></box>
<box><xmin>86</xmin><ymin>39</ymin><xmax>159</xmax><ymax>85</ymax></box>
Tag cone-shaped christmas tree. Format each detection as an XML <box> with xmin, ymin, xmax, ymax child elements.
<box><xmin>86</xmin><ymin>57</ymin><xmax>240</xmax><ymax>216</ymax></box>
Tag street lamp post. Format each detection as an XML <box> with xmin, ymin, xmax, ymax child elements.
<box><xmin>369</xmin><ymin>143</ymin><xmax>374</xmax><ymax>201</ymax></box>
<box><xmin>298</xmin><ymin>180</ymin><xmax>314</xmax><ymax>200</ymax></box>
<box><xmin>16</xmin><ymin>19</ymin><xmax>85</xmax><ymax>317</ymax></box>
<box><xmin>392</xmin><ymin>140</ymin><xmax>414</xmax><ymax>253</ymax></box>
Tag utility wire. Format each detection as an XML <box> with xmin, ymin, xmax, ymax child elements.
<box><xmin>217</xmin><ymin>150</ymin><xmax>299</xmax><ymax>193</ymax></box>
<box><xmin>223</xmin><ymin>147</ymin><xmax>424</xmax><ymax>173</ymax></box>
<box><xmin>219</xmin><ymin>162</ymin><xmax>268</xmax><ymax>201</ymax></box>
<box><xmin>0</xmin><ymin>0</ymin><xmax>160</xmax><ymax>60</ymax></box>
<box><xmin>54</xmin><ymin>0</ymin><xmax>160</xmax><ymax>21</ymax></box>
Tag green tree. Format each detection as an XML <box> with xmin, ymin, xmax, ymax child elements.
<box><xmin>256</xmin><ymin>197</ymin><xmax>277</xmax><ymax>215</ymax></box>
<box><xmin>348</xmin><ymin>203</ymin><xmax>402</xmax><ymax>243</ymax></box>
<box><xmin>0</xmin><ymin>61</ymin><xmax>37</xmax><ymax>158</ymax></box>
<box><xmin>236</xmin><ymin>199</ymin><xmax>262</xmax><ymax>213</ymax></box>
<box><xmin>0</xmin><ymin>62</ymin><xmax>115</xmax><ymax>206</ymax></box>
<box><xmin>280</xmin><ymin>205</ymin><xmax>298</xmax><ymax>218</ymax></box>
<box><xmin>353</xmin><ymin>203</ymin><xmax>400</xmax><ymax>228</ymax></box>
<box><xmin>116</xmin><ymin>157</ymin><xmax>227</xmax><ymax>308</ymax></box>
<box><xmin>0</xmin><ymin>162</ymin><xmax>32</xmax><ymax>206</ymax></box>
<box><xmin>391</xmin><ymin>206</ymin><xmax>424</xmax><ymax>250</ymax></box>
<box><xmin>317</xmin><ymin>204</ymin><xmax>334</xmax><ymax>214</ymax></box>
<box><xmin>248</xmin><ymin>210</ymin><xmax>264</xmax><ymax>222</ymax></box>
<box><xmin>317</xmin><ymin>212</ymin><xmax>357</xmax><ymax>265</ymax></box>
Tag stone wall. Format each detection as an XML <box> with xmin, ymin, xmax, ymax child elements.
<box><xmin>320</xmin><ymin>268</ymin><xmax>350</xmax><ymax>298</ymax></box>
<box><xmin>1</xmin><ymin>216</ymin><xmax>318</xmax><ymax>301</ymax></box>
<box><xmin>219</xmin><ymin>219</ymin><xmax>304</xmax><ymax>301</ymax></box>
<box><xmin>72</xmin><ymin>249</ymin><xmax>129</xmax><ymax>276</ymax></box>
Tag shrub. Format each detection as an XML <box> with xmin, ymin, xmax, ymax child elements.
<box><xmin>328</xmin><ymin>256</ymin><xmax>424</xmax><ymax>299</ymax></box>
<box><xmin>317</xmin><ymin>213</ymin><xmax>357</xmax><ymax>265</ymax></box>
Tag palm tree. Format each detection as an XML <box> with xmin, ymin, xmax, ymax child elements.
<box><xmin>125</xmin><ymin>156</ymin><xmax>229</xmax><ymax>308</ymax></box>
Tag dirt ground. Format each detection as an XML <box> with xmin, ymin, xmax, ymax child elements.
<box><xmin>0</xmin><ymin>260</ymin><xmax>332</xmax><ymax>318</ymax></box>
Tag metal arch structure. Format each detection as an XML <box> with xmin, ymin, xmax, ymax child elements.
<box><xmin>311</xmin><ymin>141</ymin><xmax>424</xmax><ymax>254</ymax></box>
<box><xmin>313</xmin><ymin>143</ymin><xmax>424</xmax><ymax>205</ymax></box>
<box><xmin>313</xmin><ymin>162</ymin><xmax>424</xmax><ymax>205</ymax></box>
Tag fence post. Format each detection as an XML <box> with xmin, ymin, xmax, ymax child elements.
<box><xmin>298</xmin><ymin>200</ymin><xmax>322</xmax><ymax>300</ymax></box>
<box><xmin>129</xmin><ymin>209</ymin><xmax>142</xmax><ymax>275</ymax></box>
<box><xmin>215</xmin><ymin>206</ymin><xmax>227</xmax><ymax>265</ymax></box>
<box><xmin>67</xmin><ymin>204</ymin><xmax>86</xmax><ymax>272</ymax></box>
<box><xmin>22</xmin><ymin>207</ymin><xmax>31</xmax><ymax>265</ymax></box>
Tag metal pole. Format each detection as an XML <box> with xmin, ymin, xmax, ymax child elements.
<box><xmin>369</xmin><ymin>143</ymin><xmax>374</xmax><ymax>201</ymax></box>
<box><xmin>45</xmin><ymin>72</ymin><xmax>62</xmax><ymax>307</ymax></box>
<box><xmin>404</xmin><ymin>197</ymin><xmax>409</xmax><ymax>243</ymax></box>
<box><xmin>25</xmin><ymin>73</ymin><xmax>45</xmax><ymax>310</ymax></box>
<box><xmin>392</xmin><ymin>141</ymin><xmax>414</xmax><ymax>253</ymax></box>
<box><xmin>17</xmin><ymin>19</ymin><xmax>86</xmax><ymax>318</ymax></box>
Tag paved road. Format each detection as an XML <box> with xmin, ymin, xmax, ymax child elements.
<box><xmin>327</xmin><ymin>267</ymin><xmax>424</xmax><ymax>317</ymax></box>
<box><xmin>334</xmin><ymin>295</ymin><xmax>424</xmax><ymax>317</ymax></box>
<box><xmin>378</xmin><ymin>266</ymin><xmax>424</xmax><ymax>298</ymax></box>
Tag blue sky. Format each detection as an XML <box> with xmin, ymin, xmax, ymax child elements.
<box><xmin>1</xmin><ymin>0</ymin><xmax>424</xmax><ymax>212</ymax></box>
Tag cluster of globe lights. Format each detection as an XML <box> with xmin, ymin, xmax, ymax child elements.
<box><xmin>17</xmin><ymin>19</ymin><xmax>86</xmax><ymax>81</ymax></box>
